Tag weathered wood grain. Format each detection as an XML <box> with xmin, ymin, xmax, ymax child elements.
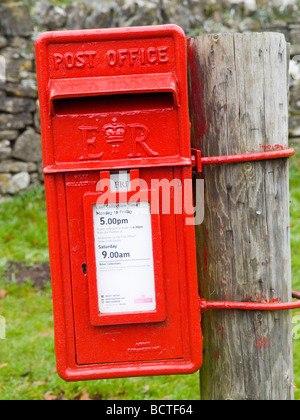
<box><xmin>188</xmin><ymin>33</ymin><xmax>294</xmax><ymax>400</ymax></box>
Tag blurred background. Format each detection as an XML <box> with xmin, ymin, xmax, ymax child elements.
<box><xmin>0</xmin><ymin>0</ymin><xmax>300</xmax><ymax>400</ymax></box>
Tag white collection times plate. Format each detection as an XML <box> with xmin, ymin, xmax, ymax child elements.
<box><xmin>93</xmin><ymin>201</ymin><xmax>156</xmax><ymax>314</ymax></box>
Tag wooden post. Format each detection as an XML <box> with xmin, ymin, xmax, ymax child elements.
<box><xmin>188</xmin><ymin>33</ymin><xmax>294</xmax><ymax>400</ymax></box>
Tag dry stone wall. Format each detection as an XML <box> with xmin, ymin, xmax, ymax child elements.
<box><xmin>0</xmin><ymin>2</ymin><xmax>41</xmax><ymax>195</ymax></box>
<box><xmin>0</xmin><ymin>0</ymin><xmax>300</xmax><ymax>195</ymax></box>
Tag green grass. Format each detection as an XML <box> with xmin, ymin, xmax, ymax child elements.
<box><xmin>290</xmin><ymin>148</ymin><xmax>300</xmax><ymax>293</ymax></box>
<box><xmin>290</xmin><ymin>142</ymin><xmax>300</xmax><ymax>400</ymax></box>
<box><xmin>0</xmin><ymin>187</ymin><xmax>49</xmax><ymax>271</ymax></box>
<box><xmin>1</xmin><ymin>153</ymin><xmax>300</xmax><ymax>399</ymax></box>
<box><xmin>0</xmin><ymin>277</ymin><xmax>199</xmax><ymax>400</ymax></box>
<box><xmin>0</xmin><ymin>188</ymin><xmax>199</xmax><ymax>400</ymax></box>
<box><xmin>0</xmin><ymin>279</ymin><xmax>199</xmax><ymax>400</ymax></box>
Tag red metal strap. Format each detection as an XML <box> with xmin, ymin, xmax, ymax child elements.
<box><xmin>192</xmin><ymin>148</ymin><xmax>295</xmax><ymax>172</ymax></box>
<box><xmin>192</xmin><ymin>147</ymin><xmax>298</xmax><ymax>313</ymax></box>
<box><xmin>200</xmin><ymin>291</ymin><xmax>300</xmax><ymax>313</ymax></box>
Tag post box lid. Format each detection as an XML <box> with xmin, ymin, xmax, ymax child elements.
<box><xmin>36</xmin><ymin>25</ymin><xmax>191</xmax><ymax>174</ymax></box>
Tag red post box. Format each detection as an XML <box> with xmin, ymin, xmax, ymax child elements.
<box><xmin>36</xmin><ymin>25</ymin><xmax>202</xmax><ymax>381</ymax></box>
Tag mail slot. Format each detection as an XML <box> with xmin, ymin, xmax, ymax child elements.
<box><xmin>36</xmin><ymin>25</ymin><xmax>202</xmax><ymax>381</ymax></box>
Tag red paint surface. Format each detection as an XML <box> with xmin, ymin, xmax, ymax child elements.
<box><xmin>192</xmin><ymin>149</ymin><xmax>296</xmax><ymax>171</ymax></box>
<box><xmin>255</xmin><ymin>337</ymin><xmax>271</xmax><ymax>350</ymax></box>
<box><xmin>214</xmin><ymin>351</ymin><xmax>220</xmax><ymax>359</ymax></box>
<box><xmin>191</xmin><ymin>148</ymin><xmax>296</xmax><ymax>176</ymax></box>
<box><xmin>200</xmin><ymin>293</ymin><xmax>300</xmax><ymax>313</ymax></box>
<box><xmin>259</xmin><ymin>144</ymin><xmax>286</xmax><ymax>151</ymax></box>
<box><xmin>218</xmin><ymin>326</ymin><xmax>225</xmax><ymax>339</ymax></box>
<box><xmin>201</xmin><ymin>149</ymin><xmax>295</xmax><ymax>165</ymax></box>
<box><xmin>36</xmin><ymin>25</ymin><xmax>203</xmax><ymax>381</ymax></box>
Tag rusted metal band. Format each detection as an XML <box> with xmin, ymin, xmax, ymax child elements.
<box><xmin>199</xmin><ymin>291</ymin><xmax>300</xmax><ymax>314</ymax></box>
<box><xmin>193</xmin><ymin>148</ymin><xmax>298</xmax><ymax>313</ymax></box>
<box><xmin>192</xmin><ymin>148</ymin><xmax>295</xmax><ymax>173</ymax></box>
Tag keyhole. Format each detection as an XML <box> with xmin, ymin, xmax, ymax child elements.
<box><xmin>82</xmin><ymin>264</ymin><xmax>87</xmax><ymax>275</ymax></box>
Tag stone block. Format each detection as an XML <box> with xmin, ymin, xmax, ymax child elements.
<box><xmin>291</xmin><ymin>29</ymin><xmax>300</xmax><ymax>45</ymax></box>
<box><xmin>0</xmin><ymin>173</ymin><xmax>11</xmax><ymax>194</ymax></box>
<box><xmin>13</xmin><ymin>128</ymin><xmax>42</xmax><ymax>162</ymax></box>
<box><xmin>84</xmin><ymin>0</ymin><xmax>116</xmax><ymax>29</ymax></box>
<box><xmin>29</xmin><ymin>172</ymin><xmax>41</xmax><ymax>189</ymax></box>
<box><xmin>289</xmin><ymin>115</ymin><xmax>300</xmax><ymax>137</ymax></box>
<box><xmin>0</xmin><ymin>130</ymin><xmax>19</xmax><ymax>141</ymax></box>
<box><xmin>0</xmin><ymin>140</ymin><xmax>12</xmax><ymax>159</ymax></box>
<box><xmin>0</xmin><ymin>97</ymin><xmax>36</xmax><ymax>114</ymax></box>
<box><xmin>0</xmin><ymin>36</ymin><xmax>8</xmax><ymax>49</ymax></box>
<box><xmin>290</xmin><ymin>85</ymin><xmax>300</xmax><ymax>114</ymax></box>
<box><xmin>117</xmin><ymin>0</ymin><xmax>164</xmax><ymax>27</ymax></box>
<box><xmin>65</xmin><ymin>2</ymin><xmax>89</xmax><ymax>30</ymax></box>
<box><xmin>0</xmin><ymin>3</ymin><xmax>33</xmax><ymax>37</ymax></box>
<box><xmin>5</xmin><ymin>80</ymin><xmax>38</xmax><ymax>99</ymax></box>
<box><xmin>0</xmin><ymin>160</ymin><xmax>37</xmax><ymax>173</ymax></box>
<box><xmin>32</xmin><ymin>0</ymin><xmax>66</xmax><ymax>30</ymax></box>
<box><xmin>6</xmin><ymin>172</ymin><xmax>30</xmax><ymax>194</ymax></box>
<box><xmin>1</xmin><ymin>48</ymin><xmax>34</xmax><ymax>82</ymax></box>
<box><xmin>0</xmin><ymin>113</ymin><xmax>33</xmax><ymax>130</ymax></box>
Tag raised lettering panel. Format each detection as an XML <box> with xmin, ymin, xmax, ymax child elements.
<box><xmin>52</xmin><ymin>110</ymin><xmax>179</xmax><ymax>165</ymax></box>
<box><xmin>47</xmin><ymin>38</ymin><xmax>175</xmax><ymax>79</ymax></box>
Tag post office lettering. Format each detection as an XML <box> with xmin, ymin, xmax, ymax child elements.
<box><xmin>53</xmin><ymin>51</ymin><xmax>97</xmax><ymax>70</ymax></box>
<box><xmin>106</xmin><ymin>46</ymin><xmax>169</xmax><ymax>67</ymax></box>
